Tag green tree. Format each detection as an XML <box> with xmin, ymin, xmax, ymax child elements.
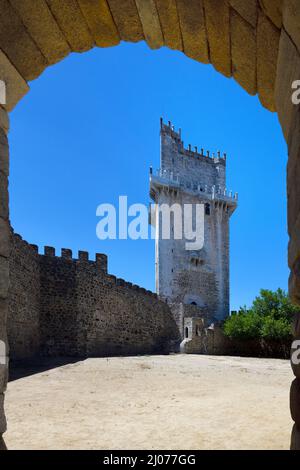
<box><xmin>223</xmin><ymin>289</ymin><xmax>296</xmax><ymax>340</ymax></box>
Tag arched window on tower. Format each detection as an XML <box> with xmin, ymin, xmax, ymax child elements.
<box><xmin>205</xmin><ymin>203</ymin><xmax>210</xmax><ymax>215</ymax></box>
<box><xmin>185</xmin><ymin>327</ymin><xmax>189</xmax><ymax>339</ymax></box>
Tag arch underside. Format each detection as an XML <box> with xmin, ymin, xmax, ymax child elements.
<box><xmin>1</xmin><ymin>0</ymin><xmax>300</xmax><ymax>449</ymax></box>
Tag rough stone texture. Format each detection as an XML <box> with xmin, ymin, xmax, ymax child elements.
<box><xmin>77</xmin><ymin>0</ymin><xmax>120</xmax><ymax>48</ymax></box>
<box><xmin>0</xmin><ymin>0</ymin><xmax>47</xmax><ymax>81</ymax></box>
<box><xmin>0</xmin><ymin>258</ymin><xmax>9</xmax><ymax>300</ymax></box>
<box><xmin>0</xmin><ymin>434</ymin><xmax>6</xmax><ymax>450</ymax></box>
<box><xmin>135</xmin><ymin>0</ymin><xmax>164</xmax><ymax>50</ymax></box>
<box><xmin>229</xmin><ymin>0</ymin><xmax>258</xmax><ymax>27</ymax></box>
<box><xmin>291</xmin><ymin>423</ymin><xmax>300</xmax><ymax>450</ymax></box>
<box><xmin>257</xmin><ymin>11</ymin><xmax>280</xmax><ymax>111</ymax></box>
<box><xmin>107</xmin><ymin>0</ymin><xmax>144</xmax><ymax>43</ymax></box>
<box><xmin>45</xmin><ymin>0</ymin><xmax>94</xmax><ymax>52</ymax></box>
<box><xmin>259</xmin><ymin>0</ymin><xmax>283</xmax><ymax>29</ymax></box>
<box><xmin>291</xmin><ymin>336</ymin><xmax>300</xmax><ymax>379</ymax></box>
<box><xmin>275</xmin><ymin>30</ymin><xmax>300</xmax><ymax>145</ymax></box>
<box><xmin>154</xmin><ymin>0</ymin><xmax>183</xmax><ymax>51</ymax></box>
<box><xmin>8</xmin><ymin>235</ymin><xmax>40</xmax><ymax>360</ymax></box>
<box><xmin>0</xmin><ymin>394</ymin><xmax>6</xmax><ymax>435</ymax></box>
<box><xmin>0</xmin><ymin>173</ymin><xmax>8</xmax><ymax>221</ymax></box>
<box><xmin>0</xmin><ymin>50</ymin><xmax>29</xmax><ymax>112</ymax></box>
<box><xmin>0</xmin><ymin>108</ymin><xmax>9</xmax><ymax>135</ymax></box>
<box><xmin>0</xmin><ymin>128</ymin><xmax>9</xmax><ymax>177</ymax></box>
<box><xmin>293</xmin><ymin>314</ymin><xmax>300</xmax><ymax>338</ymax></box>
<box><xmin>283</xmin><ymin>0</ymin><xmax>300</xmax><ymax>54</ymax></box>
<box><xmin>0</xmin><ymin>109</ymin><xmax>9</xmax><ymax>446</ymax></box>
<box><xmin>10</xmin><ymin>0</ymin><xmax>71</xmax><ymax>65</ymax></box>
<box><xmin>278</xmin><ymin>29</ymin><xmax>300</xmax><ymax>312</ymax></box>
<box><xmin>8</xmin><ymin>233</ymin><xmax>180</xmax><ymax>360</ymax></box>
<box><xmin>176</xmin><ymin>0</ymin><xmax>209</xmax><ymax>63</ymax></box>
<box><xmin>290</xmin><ymin>378</ymin><xmax>300</xmax><ymax>427</ymax></box>
<box><xmin>150</xmin><ymin>121</ymin><xmax>237</xmax><ymax>323</ymax></box>
<box><xmin>0</xmin><ymin>219</ymin><xmax>10</xmax><ymax>259</ymax></box>
<box><xmin>203</xmin><ymin>0</ymin><xmax>231</xmax><ymax>78</ymax></box>
<box><xmin>230</xmin><ymin>9</ymin><xmax>256</xmax><ymax>95</ymax></box>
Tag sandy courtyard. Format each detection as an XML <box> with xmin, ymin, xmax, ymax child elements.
<box><xmin>4</xmin><ymin>354</ymin><xmax>293</xmax><ymax>450</ymax></box>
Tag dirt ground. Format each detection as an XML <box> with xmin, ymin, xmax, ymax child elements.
<box><xmin>4</xmin><ymin>354</ymin><xmax>293</xmax><ymax>450</ymax></box>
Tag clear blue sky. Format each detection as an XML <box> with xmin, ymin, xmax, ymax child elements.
<box><xmin>9</xmin><ymin>42</ymin><xmax>288</xmax><ymax>311</ymax></box>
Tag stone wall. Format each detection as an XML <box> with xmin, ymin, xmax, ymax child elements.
<box><xmin>0</xmin><ymin>106</ymin><xmax>9</xmax><ymax>450</ymax></box>
<box><xmin>8</xmin><ymin>234</ymin><xmax>40</xmax><ymax>360</ymax></box>
<box><xmin>8</xmin><ymin>232</ymin><xmax>180</xmax><ymax>361</ymax></box>
<box><xmin>181</xmin><ymin>321</ymin><xmax>291</xmax><ymax>359</ymax></box>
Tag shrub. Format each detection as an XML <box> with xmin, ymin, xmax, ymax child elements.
<box><xmin>223</xmin><ymin>289</ymin><xmax>295</xmax><ymax>341</ymax></box>
<box><xmin>260</xmin><ymin>317</ymin><xmax>291</xmax><ymax>340</ymax></box>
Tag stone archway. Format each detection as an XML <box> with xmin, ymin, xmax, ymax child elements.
<box><xmin>0</xmin><ymin>0</ymin><xmax>300</xmax><ymax>449</ymax></box>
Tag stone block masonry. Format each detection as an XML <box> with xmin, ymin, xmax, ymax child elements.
<box><xmin>8</xmin><ymin>232</ymin><xmax>180</xmax><ymax>361</ymax></box>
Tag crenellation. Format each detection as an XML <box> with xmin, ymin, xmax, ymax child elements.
<box><xmin>8</xmin><ymin>232</ymin><xmax>180</xmax><ymax>360</ymax></box>
<box><xmin>44</xmin><ymin>246</ymin><xmax>55</xmax><ymax>257</ymax></box>
<box><xmin>95</xmin><ymin>253</ymin><xmax>108</xmax><ymax>273</ymax></box>
<box><xmin>78</xmin><ymin>250</ymin><xmax>89</xmax><ymax>261</ymax></box>
<box><xmin>61</xmin><ymin>248</ymin><xmax>72</xmax><ymax>259</ymax></box>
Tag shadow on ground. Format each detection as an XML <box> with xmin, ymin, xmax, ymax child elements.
<box><xmin>9</xmin><ymin>357</ymin><xmax>85</xmax><ymax>382</ymax></box>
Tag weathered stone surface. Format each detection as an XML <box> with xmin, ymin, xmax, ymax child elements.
<box><xmin>229</xmin><ymin>0</ymin><xmax>258</xmax><ymax>27</ymax></box>
<box><xmin>291</xmin><ymin>314</ymin><xmax>300</xmax><ymax>379</ymax></box>
<box><xmin>288</xmin><ymin>215</ymin><xmax>300</xmax><ymax>269</ymax></box>
<box><xmin>0</xmin><ymin>0</ymin><xmax>47</xmax><ymax>81</ymax></box>
<box><xmin>107</xmin><ymin>0</ymin><xmax>144</xmax><ymax>43</ymax></box>
<box><xmin>230</xmin><ymin>10</ymin><xmax>256</xmax><ymax>95</ymax></box>
<box><xmin>290</xmin><ymin>378</ymin><xmax>300</xmax><ymax>426</ymax></box>
<box><xmin>0</xmin><ymin>108</ymin><xmax>9</xmax><ymax>135</ymax></box>
<box><xmin>8</xmin><ymin>233</ymin><xmax>179</xmax><ymax>360</ymax></box>
<box><xmin>293</xmin><ymin>314</ymin><xmax>300</xmax><ymax>338</ymax></box>
<box><xmin>0</xmin><ymin>366</ymin><xmax>8</xmax><ymax>393</ymax></box>
<box><xmin>275</xmin><ymin>30</ymin><xmax>300</xmax><ymax>143</ymax></box>
<box><xmin>0</xmin><ymin>129</ymin><xmax>9</xmax><ymax>177</ymax></box>
<box><xmin>291</xmin><ymin>423</ymin><xmax>300</xmax><ymax>450</ymax></box>
<box><xmin>288</xmin><ymin>159</ymin><xmax>300</xmax><ymax>248</ymax></box>
<box><xmin>77</xmin><ymin>0</ymin><xmax>120</xmax><ymax>48</ymax></box>
<box><xmin>259</xmin><ymin>0</ymin><xmax>283</xmax><ymax>29</ymax></box>
<box><xmin>0</xmin><ymin>394</ymin><xmax>6</xmax><ymax>435</ymax></box>
<box><xmin>257</xmin><ymin>11</ymin><xmax>280</xmax><ymax>111</ymax></box>
<box><xmin>135</xmin><ymin>0</ymin><xmax>164</xmax><ymax>50</ymax></box>
<box><xmin>203</xmin><ymin>0</ymin><xmax>231</xmax><ymax>78</ymax></box>
<box><xmin>46</xmin><ymin>0</ymin><xmax>94</xmax><ymax>52</ymax></box>
<box><xmin>0</xmin><ymin>298</ymin><xmax>8</xmax><ymax>333</ymax></box>
<box><xmin>289</xmin><ymin>270</ymin><xmax>300</xmax><ymax>306</ymax></box>
<box><xmin>154</xmin><ymin>0</ymin><xmax>183</xmax><ymax>51</ymax></box>
<box><xmin>0</xmin><ymin>50</ymin><xmax>29</xmax><ymax>112</ymax></box>
<box><xmin>10</xmin><ymin>0</ymin><xmax>71</xmax><ymax>65</ymax></box>
<box><xmin>176</xmin><ymin>0</ymin><xmax>209</xmax><ymax>63</ymax></box>
<box><xmin>291</xmin><ymin>337</ymin><xmax>300</xmax><ymax>379</ymax></box>
<box><xmin>0</xmin><ymin>219</ymin><xmax>10</xmax><ymax>259</ymax></box>
<box><xmin>0</xmin><ymin>257</ymin><xmax>9</xmax><ymax>300</ymax></box>
<box><xmin>282</xmin><ymin>0</ymin><xmax>300</xmax><ymax>55</ymax></box>
<box><xmin>0</xmin><ymin>173</ymin><xmax>8</xmax><ymax>220</ymax></box>
<box><xmin>0</xmin><ymin>434</ymin><xmax>6</xmax><ymax>450</ymax></box>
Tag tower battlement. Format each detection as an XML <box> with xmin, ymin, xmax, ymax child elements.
<box><xmin>160</xmin><ymin>118</ymin><xmax>227</xmax><ymax>164</ymax></box>
<box><xmin>151</xmin><ymin>119</ymin><xmax>238</xmax><ymax>327</ymax></box>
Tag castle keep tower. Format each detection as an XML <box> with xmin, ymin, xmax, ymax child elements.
<box><xmin>150</xmin><ymin>119</ymin><xmax>238</xmax><ymax>326</ymax></box>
